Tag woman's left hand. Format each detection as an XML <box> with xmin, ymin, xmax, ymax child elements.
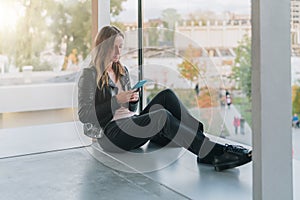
<box><xmin>129</xmin><ymin>91</ymin><xmax>139</xmax><ymax>102</ymax></box>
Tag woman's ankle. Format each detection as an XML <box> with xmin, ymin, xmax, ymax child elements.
<box><xmin>198</xmin><ymin>140</ymin><xmax>224</xmax><ymax>164</ymax></box>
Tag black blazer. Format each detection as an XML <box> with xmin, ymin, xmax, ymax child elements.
<box><xmin>78</xmin><ymin>66</ymin><xmax>138</xmax><ymax>136</ymax></box>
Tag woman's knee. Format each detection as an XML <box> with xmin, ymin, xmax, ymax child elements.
<box><xmin>162</xmin><ymin>88</ymin><xmax>174</xmax><ymax>95</ymax></box>
<box><xmin>147</xmin><ymin>109</ymin><xmax>172</xmax><ymax>129</ymax></box>
<box><xmin>152</xmin><ymin>109</ymin><xmax>172</xmax><ymax>120</ymax></box>
<box><xmin>157</xmin><ymin>88</ymin><xmax>176</xmax><ymax>98</ymax></box>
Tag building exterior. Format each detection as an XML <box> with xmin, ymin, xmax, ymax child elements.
<box><xmin>291</xmin><ymin>0</ymin><xmax>300</xmax><ymax>55</ymax></box>
<box><xmin>291</xmin><ymin>0</ymin><xmax>300</xmax><ymax>24</ymax></box>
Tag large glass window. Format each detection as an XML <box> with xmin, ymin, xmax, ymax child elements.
<box><xmin>0</xmin><ymin>0</ymin><xmax>92</xmax><ymax>75</ymax></box>
<box><xmin>111</xmin><ymin>0</ymin><xmax>139</xmax><ymax>90</ymax></box>
<box><xmin>2</xmin><ymin>0</ymin><xmax>297</xmax><ymax>163</ymax></box>
<box><xmin>0</xmin><ymin>0</ymin><xmax>92</xmax><ymax>128</ymax></box>
<box><xmin>291</xmin><ymin>0</ymin><xmax>300</xmax><ymax>163</ymax></box>
<box><xmin>141</xmin><ymin>0</ymin><xmax>252</xmax><ymax>143</ymax></box>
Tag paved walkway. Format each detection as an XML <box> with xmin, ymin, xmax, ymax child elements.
<box><xmin>190</xmin><ymin>105</ymin><xmax>252</xmax><ymax>146</ymax></box>
<box><xmin>293</xmin><ymin>128</ymin><xmax>300</xmax><ymax>160</ymax></box>
<box><xmin>219</xmin><ymin>105</ymin><xmax>252</xmax><ymax>146</ymax></box>
<box><xmin>219</xmin><ymin>104</ymin><xmax>300</xmax><ymax>161</ymax></box>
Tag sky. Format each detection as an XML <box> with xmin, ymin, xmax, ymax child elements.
<box><xmin>116</xmin><ymin>0</ymin><xmax>251</xmax><ymax>22</ymax></box>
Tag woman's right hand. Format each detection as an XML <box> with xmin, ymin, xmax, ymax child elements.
<box><xmin>116</xmin><ymin>90</ymin><xmax>136</xmax><ymax>104</ymax></box>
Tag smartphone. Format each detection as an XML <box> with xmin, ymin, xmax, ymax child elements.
<box><xmin>131</xmin><ymin>80</ymin><xmax>147</xmax><ymax>90</ymax></box>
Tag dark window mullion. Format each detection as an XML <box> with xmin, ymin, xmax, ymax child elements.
<box><xmin>138</xmin><ymin>0</ymin><xmax>144</xmax><ymax>113</ymax></box>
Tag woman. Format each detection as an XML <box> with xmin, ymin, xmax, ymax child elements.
<box><xmin>78</xmin><ymin>25</ymin><xmax>252</xmax><ymax>171</ymax></box>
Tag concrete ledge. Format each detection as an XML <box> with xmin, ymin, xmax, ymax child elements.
<box><xmin>0</xmin><ymin>83</ymin><xmax>77</xmax><ymax>113</ymax></box>
<box><xmin>0</xmin><ymin>121</ymin><xmax>90</xmax><ymax>158</ymax></box>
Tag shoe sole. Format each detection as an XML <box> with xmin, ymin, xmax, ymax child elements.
<box><xmin>197</xmin><ymin>157</ymin><xmax>213</xmax><ymax>165</ymax></box>
<box><xmin>214</xmin><ymin>157</ymin><xmax>251</xmax><ymax>172</ymax></box>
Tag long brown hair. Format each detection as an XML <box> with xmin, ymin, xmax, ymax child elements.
<box><xmin>92</xmin><ymin>25</ymin><xmax>125</xmax><ymax>89</ymax></box>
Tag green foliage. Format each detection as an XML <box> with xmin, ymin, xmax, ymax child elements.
<box><xmin>0</xmin><ymin>0</ymin><xmax>127</xmax><ymax>71</ymax></box>
<box><xmin>233</xmin><ymin>96</ymin><xmax>252</xmax><ymax>126</ymax></box>
<box><xmin>293</xmin><ymin>85</ymin><xmax>300</xmax><ymax>114</ymax></box>
<box><xmin>48</xmin><ymin>0</ymin><xmax>92</xmax><ymax>58</ymax></box>
<box><xmin>161</xmin><ymin>8</ymin><xmax>181</xmax><ymax>45</ymax></box>
<box><xmin>231</xmin><ymin>35</ymin><xmax>252</xmax><ymax>99</ymax></box>
<box><xmin>13</xmin><ymin>0</ymin><xmax>54</xmax><ymax>68</ymax></box>
<box><xmin>146</xmin><ymin>87</ymin><xmax>230</xmax><ymax>136</ymax></box>
<box><xmin>147</xmin><ymin>24</ymin><xmax>160</xmax><ymax>46</ymax></box>
<box><xmin>111</xmin><ymin>0</ymin><xmax>127</xmax><ymax>17</ymax></box>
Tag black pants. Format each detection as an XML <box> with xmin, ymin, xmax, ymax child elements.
<box><xmin>98</xmin><ymin>89</ymin><xmax>221</xmax><ymax>158</ymax></box>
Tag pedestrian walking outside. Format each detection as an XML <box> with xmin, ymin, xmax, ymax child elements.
<box><xmin>233</xmin><ymin>116</ymin><xmax>240</xmax><ymax>134</ymax></box>
<box><xmin>194</xmin><ymin>83</ymin><xmax>200</xmax><ymax>96</ymax></box>
<box><xmin>225</xmin><ymin>90</ymin><xmax>232</xmax><ymax>109</ymax></box>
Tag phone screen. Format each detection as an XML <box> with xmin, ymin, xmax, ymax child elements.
<box><xmin>131</xmin><ymin>80</ymin><xmax>147</xmax><ymax>90</ymax></box>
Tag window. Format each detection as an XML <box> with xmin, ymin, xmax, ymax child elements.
<box><xmin>0</xmin><ymin>0</ymin><xmax>92</xmax><ymax>128</ymax></box>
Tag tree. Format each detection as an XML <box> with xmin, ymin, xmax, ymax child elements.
<box><xmin>1</xmin><ymin>0</ymin><xmax>127</xmax><ymax>71</ymax></box>
<box><xmin>188</xmin><ymin>10</ymin><xmax>217</xmax><ymax>26</ymax></box>
<box><xmin>147</xmin><ymin>22</ymin><xmax>160</xmax><ymax>46</ymax></box>
<box><xmin>292</xmin><ymin>85</ymin><xmax>300</xmax><ymax>114</ymax></box>
<box><xmin>111</xmin><ymin>0</ymin><xmax>127</xmax><ymax>17</ymax></box>
<box><xmin>13</xmin><ymin>0</ymin><xmax>55</xmax><ymax>69</ymax></box>
<box><xmin>177</xmin><ymin>44</ymin><xmax>204</xmax><ymax>82</ymax></box>
<box><xmin>161</xmin><ymin>8</ymin><xmax>181</xmax><ymax>45</ymax></box>
<box><xmin>48</xmin><ymin>0</ymin><xmax>92</xmax><ymax>58</ymax></box>
<box><xmin>231</xmin><ymin>34</ymin><xmax>251</xmax><ymax>99</ymax></box>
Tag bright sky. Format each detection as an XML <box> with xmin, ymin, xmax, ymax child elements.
<box><xmin>117</xmin><ymin>0</ymin><xmax>251</xmax><ymax>22</ymax></box>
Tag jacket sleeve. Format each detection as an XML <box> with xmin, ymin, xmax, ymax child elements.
<box><xmin>129</xmin><ymin>97</ymin><xmax>138</xmax><ymax>112</ymax></box>
<box><xmin>77</xmin><ymin>68</ymin><xmax>99</xmax><ymax>125</ymax></box>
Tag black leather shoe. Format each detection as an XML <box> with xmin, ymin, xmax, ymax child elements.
<box><xmin>197</xmin><ymin>156</ymin><xmax>213</xmax><ymax>165</ymax></box>
<box><xmin>213</xmin><ymin>144</ymin><xmax>252</xmax><ymax>171</ymax></box>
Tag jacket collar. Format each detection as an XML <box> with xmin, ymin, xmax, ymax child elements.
<box><xmin>93</xmin><ymin>65</ymin><xmax>130</xmax><ymax>90</ymax></box>
<box><xmin>108</xmin><ymin>73</ymin><xmax>128</xmax><ymax>90</ymax></box>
